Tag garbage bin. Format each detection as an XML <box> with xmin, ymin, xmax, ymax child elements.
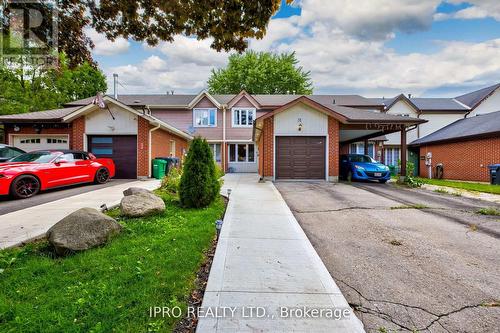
<box><xmin>489</xmin><ymin>164</ymin><xmax>500</xmax><ymax>185</ymax></box>
<box><xmin>155</xmin><ymin>157</ymin><xmax>180</xmax><ymax>174</ymax></box>
<box><xmin>152</xmin><ymin>159</ymin><xmax>168</xmax><ymax>179</ymax></box>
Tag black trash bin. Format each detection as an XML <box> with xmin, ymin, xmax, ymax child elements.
<box><xmin>488</xmin><ymin>164</ymin><xmax>500</xmax><ymax>185</ymax></box>
<box><xmin>155</xmin><ymin>157</ymin><xmax>180</xmax><ymax>174</ymax></box>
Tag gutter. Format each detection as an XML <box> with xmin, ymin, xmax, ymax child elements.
<box><xmin>222</xmin><ymin>104</ymin><xmax>227</xmax><ymax>170</ymax></box>
<box><xmin>148</xmin><ymin>122</ymin><xmax>161</xmax><ymax>177</ymax></box>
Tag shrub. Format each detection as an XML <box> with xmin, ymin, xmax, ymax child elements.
<box><xmin>397</xmin><ymin>160</ymin><xmax>423</xmax><ymax>188</ymax></box>
<box><xmin>215</xmin><ymin>164</ymin><xmax>225</xmax><ymax>179</ymax></box>
<box><xmin>161</xmin><ymin>167</ymin><xmax>182</xmax><ymax>194</ymax></box>
<box><xmin>179</xmin><ymin>137</ymin><xmax>221</xmax><ymax>208</ymax></box>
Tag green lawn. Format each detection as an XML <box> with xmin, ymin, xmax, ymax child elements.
<box><xmin>0</xmin><ymin>190</ymin><xmax>225</xmax><ymax>333</ymax></box>
<box><xmin>418</xmin><ymin>178</ymin><xmax>500</xmax><ymax>195</ymax></box>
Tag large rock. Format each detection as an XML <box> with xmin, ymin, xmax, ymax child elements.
<box><xmin>120</xmin><ymin>192</ymin><xmax>166</xmax><ymax>217</ymax></box>
<box><xmin>47</xmin><ymin>207</ymin><xmax>122</xmax><ymax>255</ymax></box>
<box><xmin>123</xmin><ymin>187</ymin><xmax>152</xmax><ymax>196</ymax></box>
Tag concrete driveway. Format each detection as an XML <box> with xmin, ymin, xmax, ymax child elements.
<box><xmin>0</xmin><ymin>179</ymin><xmax>133</xmax><ymax>215</ymax></box>
<box><xmin>275</xmin><ymin>181</ymin><xmax>500</xmax><ymax>333</ymax></box>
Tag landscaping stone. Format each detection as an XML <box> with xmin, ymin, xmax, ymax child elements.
<box><xmin>123</xmin><ymin>187</ymin><xmax>152</xmax><ymax>196</ymax></box>
<box><xmin>120</xmin><ymin>192</ymin><xmax>166</xmax><ymax>217</ymax></box>
<box><xmin>46</xmin><ymin>207</ymin><xmax>122</xmax><ymax>255</ymax></box>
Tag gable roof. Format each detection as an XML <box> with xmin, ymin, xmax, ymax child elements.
<box><xmin>410</xmin><ymin>111</ymin><xmax>500</xmax><ymax>146</ymax></box>
<box><xmin>256</xmin><ymin>96</ymin><xmax>425</xmax><ymax>125</ymax></box>
<box><xmin>455</xmin><ymin>83</ymin><xmax>500</xmax><ymax>109</ymax></box>
<box><xmin>227</xmin><ymin>90</ymin><xmax>261</xmax><ymax>109</ymax></box>
<box><xmin>371</xmin><ymin>96</ymin><xmax>469</xmax><ymax>112</ymax></box>
<box><xmin>65</xmin><ymin>93</ymin><xmax>384</xmax><ymax>109</ymax></box>
<box><xmin>0</xmin><ymin>106</ymin><xmax>82</xmax><ymax>122</ymax></box>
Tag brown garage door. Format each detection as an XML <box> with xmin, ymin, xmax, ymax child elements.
<box><xmin>276</xmin><ymin>136</ymin><xmax>326</xmax><ymax>180</ymax></box>
<box><xmin>88</xmin><ymin>135</ymin><xmax>137</xmax><ymax>179</ymax></box>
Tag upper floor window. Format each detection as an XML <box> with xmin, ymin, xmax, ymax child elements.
<box><xmin>232</xmin><ymin>108</ymin><xmax>256</xmax><ymax>127</ymax></box>
<box><xmin>193</xmin><ymin>108</ymin><xmax>217</xmax><ymax>127</ymax></box>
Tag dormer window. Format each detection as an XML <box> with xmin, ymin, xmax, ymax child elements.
<box><xmin>193</xmin><ymin>108</ymin><xmax>217</xmax><ymax>127</ymax></box>
<box><xmin>232</xmin><ymin>108</ymin><xmax>256</xmax><ymax>127</ymax></box>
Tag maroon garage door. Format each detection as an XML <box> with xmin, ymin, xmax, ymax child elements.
<box><xmin>276</xmin><ymin>136</ymin><xmax>326</xmax><ymax>180</ymax></box>
<box><xmin>88</xmin><ymin>135</ymin><xmax>137</xmax><ymax>179</ymax></box>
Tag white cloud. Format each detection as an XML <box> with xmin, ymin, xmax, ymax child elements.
<box><xmin>86</xmin><ymin>28</ymin><xmax>130</xmax><ymax>56</ymax></box>
<box><xmin>298</xmin><ymin>0</ymin><xmax>440</xmax><ymax>40</ymax></box>
<box><xmin>102</xmin><ymin>0</ymin><xmax>500</xmax><ymax>96</ymax></box>
<box><xmin>437</xmin><ymin>1</ymin><xmax>500</xmax><ymax>21</ymax></box>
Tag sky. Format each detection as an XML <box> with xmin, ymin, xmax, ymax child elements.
<box><xmin>88</xmin><ymin>0</ymin><xmax>500</xmax><ymax>98</ymax></box>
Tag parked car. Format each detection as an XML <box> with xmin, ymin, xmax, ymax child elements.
<box><xmin>0</xmin><ymin>144</ymin><xmax>25</xmax><ymax>162</ymax></box>
<box><xmin>340</xmin><ymin>154</ymin><xmax>391</xmax><ymax>183</ymax></box>
<box><xmin>0</xmin><ymin>150</ymin><xmax>115</xmax><ymax>199</ymax></box>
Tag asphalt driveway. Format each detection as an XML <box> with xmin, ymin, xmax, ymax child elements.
<box><xmin>0</xmin><ymin>179</ymin><xmax>133</xmax><ymax>216</ymax></box>
<box><xmin>276</xmin><ymin>181</ymin><xmax>500</xmax><ymax>333</ymax></box>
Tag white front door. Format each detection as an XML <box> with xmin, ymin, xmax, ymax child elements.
<box><xmin>12</xmin><ymin>135</ymin><xmax>70</xmax><ymax>152</ymax></box>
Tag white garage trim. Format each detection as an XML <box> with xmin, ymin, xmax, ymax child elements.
<box><xmin>9</xmin><ymin>134</ymin><xmax>70</xmax><ymax>152</ymax></box>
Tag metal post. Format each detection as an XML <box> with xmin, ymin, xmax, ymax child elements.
<box><xmin>113</xmin><ymin>73</ymin><xmax>118</xmax><ymax>99</ymax></box>
<box><xmin>400</xmin><ymin>129</ymin><xmax>407</xmax><ymax>181</ymax></box>
<box><xmin>364</xmin><ymin>139</ymin><xmax>369</xmax><ymax>155</ymax></box>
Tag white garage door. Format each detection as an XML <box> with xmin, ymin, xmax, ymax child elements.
<box><xmin>12</xmin><ymin>135</ymin><xmax>70</xmax><ymax>152</ymax></box>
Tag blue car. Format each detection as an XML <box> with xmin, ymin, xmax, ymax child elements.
<box><xmin>340</xmin><ymin>154</ymin><xmax>391</xmax><ymax>183</ymax></box>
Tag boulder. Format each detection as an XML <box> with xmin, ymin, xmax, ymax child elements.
<box><xmin>120</xmin><ymin>192</ymin><xmax>166</xmax><ymax>217</ymax></box>
<box><xmin>123</xmin><ymin>187</ymin><xmax>152</xmax><ymax>196</ymax></box>
<box><xmin>47</xmin><ymin>207</ymin><xmax>122</xmax><ymax>255</ymax></box>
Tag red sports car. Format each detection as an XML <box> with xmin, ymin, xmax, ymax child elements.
<box><xmin>0</xmin><ymin>150</ymin><xmax>115</xmax><ymax>199</ymax></box>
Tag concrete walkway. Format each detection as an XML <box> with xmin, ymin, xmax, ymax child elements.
<box><xmin>197</xmin><ymin>174</ymin><xmax>364</xmax><ymax>333</ymax></box>
<box><xmin>0</xmin><ymin>179</ymin><xmax>160</xmax><ymax>249</ymax></box>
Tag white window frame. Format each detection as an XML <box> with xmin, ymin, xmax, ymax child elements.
<box><xmin>232</xmin><ymin>107</ymin><xmax>256</xmax><ymax>128</ymax></box>
<box><xmin>228</xmin><ymin>143</ymin><xmax>255</xmax><ymax>163</ymax></box>
<box><xmin>193</xmin><ymin>108</ymin><xmax>217</xmax><ymax>127</ymax></box>
<box><xmin>209</xmin><ymin>143</ymin><xmax>222</xmax><ymax>162</ymax></box>
<box><xmin>170</xmin><ymin>140</ymin><xmax>176</xmax><ymax>157</ymax></box>
<box><xmin>384</xmin><ymin>148</ymin><xmax>400</xmax><ymax>166</ymax></box>
<box><xmin>349</xmin><ymin>142</ymin><xmax>375</xmax><ymax>159</ymax></box>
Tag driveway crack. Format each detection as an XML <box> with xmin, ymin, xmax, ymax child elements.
<box><xmin>333</xmin><ymin>275</ymin><xmax>489</xmax><ymax>332</ymax></box>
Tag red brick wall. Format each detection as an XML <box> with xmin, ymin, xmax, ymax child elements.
<box><xmin>257</xmin><ymin>134</ymin><xmax>264</xmax><ymax>176</ymax></box>
<box><xmin>328</xmin><ymin>117</ymin><xmax>339</xmax><ymax>178</ymax></box>
<box><xmin>260</xmin><ymin>117</ymin><xmax>274</xmax><ymax>177</ymax></box>
<box><xmin>418</xmin><ymin>137</ymin><xmax>500</xmax><ymax>182</ymax></box>
<box><xmin>151</xmin><ymin>127</ymin><xmax>188</xmax><ymax>165</ymax></box>
<box><xmin>137</xmin><ymin>117</ymin><xmax>150</xmax><ymax>177</ymax></box>
<box><xmin>71</xmin><ymin>117</ymin><xmax>85</xmax><ymax>150</ymax></box>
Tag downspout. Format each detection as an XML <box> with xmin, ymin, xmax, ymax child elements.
<box><xmin>222</xmin><ymin>104</ymin><xmax>227</xmax><ymax>171</ymax></box>
<box><xmin>148</xmin><ymin>121</ymin><xmax>161</xmax><ymax>178</ymax></box>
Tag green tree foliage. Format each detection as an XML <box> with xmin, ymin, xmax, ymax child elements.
<box><xmin>179</xmin><ymin>138</ymin><xmax>221</xmax><ymax>208</ymax></box>
<box><xmin>1</xmin><ymin>0</ymin><xmax>292</xmax><ymax>67</ymax></box>
<box><xmin>0</xmin><ymin>54</ymin><xmax>107</xmax><ymax>115</ymax></box>
<box><xmin>208</xmin><ymin>51</ymin><xmax>313</xmax><ymax>94</ymax></box>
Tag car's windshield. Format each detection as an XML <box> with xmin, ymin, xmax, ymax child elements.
<box><xmin>8</xmin><ymin>152</ymin><xmax>57</xmax><ymax>163</ymax></box>
<box><xmin>350</xmin><ymin>155</ymin><xmax>376</xmax><ymax>163</ymax></box>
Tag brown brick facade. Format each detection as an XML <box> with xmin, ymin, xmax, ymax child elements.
<box><xmin>418</xmin><ymin>137</ymin><xmax>500</xmax><ymax>182</ymax></box>
<box><xmin>137</xmin><ymin>117</ymin><xmax>150</xmax><ymax>177</ymax></box>
<box><xmin>150</xmin><ymin>127</ymin><xmax>188</xmax><ymax>164</ymax></box>
<box><xmin>259</xmin><ymin>116</ymin><xmax>274</xmax><ymax>178</ymax></box>
<box><xmin>328</xmin><ymin>117</ymin><xmax>340</xmax><ymax>179</ymax></box>
<box><xmin>71</xmin><ymin>116</ymin><xmax>85</xmax><ymax>150</ymax></box>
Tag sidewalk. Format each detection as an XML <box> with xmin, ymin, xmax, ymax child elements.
<box><xmin>0</xmin><ymin>179</ymin><xmax>160</xmax><ymax>249</ymax></box>
<box><xmin>197</xmin><ymin>174</ymin><xmax>364</xmax><ymax>332</ymax></box>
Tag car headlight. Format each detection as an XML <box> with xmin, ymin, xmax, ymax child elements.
<box><xmin>384</xmin><ymin>165</ymin><xmax>389</xmax><ymax>171</ymax></box>
<box><xmin>354</xmin><ymin>165</ymin><xmax>365</xmax><ymax>171</ymax></box>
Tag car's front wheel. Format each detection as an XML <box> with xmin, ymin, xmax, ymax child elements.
<box><xmin>10</xmin><ymin>175</ymin><xmax>40</xmax><ymax>199</ymax></box>
<box><xmin>94</xmin><ymin>167</ymin><xmax>110</xmax><ymax>184</ymax></box>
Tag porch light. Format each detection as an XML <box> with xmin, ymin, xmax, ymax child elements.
<box><xmin>13</xmin><ymin>125</ymin><xmax>20</xmax><ymax>132</ymax></box>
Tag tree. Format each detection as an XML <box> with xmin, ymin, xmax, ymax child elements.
<box><xmin>179</xmin><ymin>137</ymin><xmax>220</xmax><ymax>208</ymax></box>
<box><xmin>1</xmin><ymin>0</ymin><xmax>293</xmax><ymax>67</ymax></box>
<box><xmin>0</xmin><ymin>53</ymin><xmax>107</xmax><ymax>115</ymax></box>
<box><xmin>208</xmin><ymin>51</ymin><xmax>313</xmax><ymax>94</ymax></box>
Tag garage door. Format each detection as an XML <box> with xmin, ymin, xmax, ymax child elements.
<box><xmin>12</xmin><ymin>135</ymin><xmax>69</xmax><ymax>152</ymax></box>
<box><xmin>88</xmin><ymin>135</ymin><xmax>137</xmax><ymax>179</ymax></box>
<box><xmin>276</xmin><ymin>136</ymin><xmax>326</xmax><ymax>180</ymax></box>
